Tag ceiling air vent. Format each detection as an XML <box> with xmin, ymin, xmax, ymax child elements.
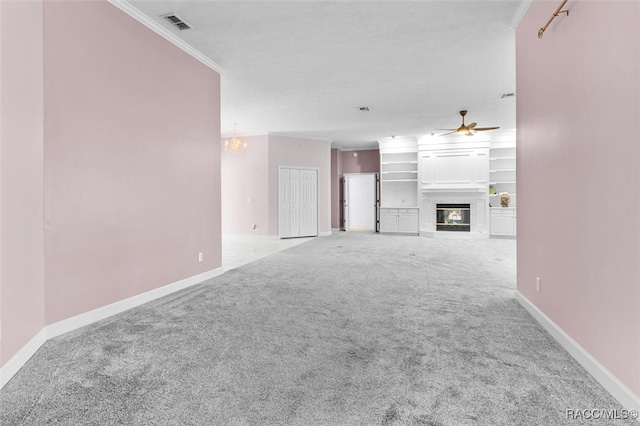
<box><xmin>162</xmin><ymin>14</ymin><xmax>191</xmax><ymax>30</ymax></box>
<box><xmin>499</xmin><ymin>93</ymin><xmax>515</xmax><ymax>100</ymax></box>
<box><xmin>355</xmin><ymin>106</ymin><xmax>370</xmax><ymax>112</ymax></box>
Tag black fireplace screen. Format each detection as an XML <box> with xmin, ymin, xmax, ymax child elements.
<box><xmin>436</xmin><ymin>204</ymin><xmax>470</xmax><ymax>232</ymax></box>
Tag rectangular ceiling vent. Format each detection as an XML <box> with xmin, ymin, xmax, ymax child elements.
<box><xmin>499</xmin><ymin>92</ymin><xmax>515</xmax><ymax>100</ymax></box>
<box><xmin>162</xmin><ymin>14</ymin><xmax>191</xmax><ymax>31</ymax></box>
<box><xmin>355</xmin><ymin>106</ymin><xmax>370</xmax><ymax>112</ymax></box>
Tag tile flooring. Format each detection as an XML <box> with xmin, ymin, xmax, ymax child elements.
<box><xmin>222</xmin><ymin>234</ymin><xmax>316</xmax><ymax>271</ymax></box>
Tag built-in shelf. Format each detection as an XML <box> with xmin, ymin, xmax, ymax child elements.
<box><xmin>489</xmin><ymin>144</ymin><xmax>516</xmax><ymax>235</ymax></box>
<box><xmin>379</xmin><ymin>138</ymin><xmax>419</xmax><ymax>211</ymax></box>
<box><xmin>381</xmin><ymin>161</ymin><xmax>418</xmax><ymax>165</ymax></box>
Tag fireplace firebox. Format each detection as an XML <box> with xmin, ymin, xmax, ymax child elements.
<box><xmin>436</xmin><ymin>204</ymin><xmax>471</xmax><ymax>232</ymax></box>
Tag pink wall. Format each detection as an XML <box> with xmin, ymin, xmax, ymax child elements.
<box><xmin>517</xmin><ymin>0</ymin><xmax>639</xmax><ymax>397</ymax></box>
<box><xmin>43</xmin><ymin>1</ymin><xmax>221</xmax><ymax>324</ymax></box>
<box><xmin>221</xmin><ymin>135</ymin><xmax>269</xmax><ymax>235</ymax></box>
<box><xmin>339</xmin><ymin>149</ymin><xmax>380</xmax><ymax>175</ymax></box>
<box><xmin>267</xmin><ymin>135</ymin><xmax>331</xmax><ymax>236</ymax></box>
<box><xmin>0</xmin><ymin>0</ymin><xmax>47</xmax><ymax>366</ymax></box>
<box><xmin>330</xmin><ymin>149</ymin><xmax>380</xmax><ymax>229</ymax></box>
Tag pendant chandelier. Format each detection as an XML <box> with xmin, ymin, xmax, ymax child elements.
<box><xmin>224</xmin><ymin>123</ymin><xmax>247</xmax><ymax>153</ymax></box>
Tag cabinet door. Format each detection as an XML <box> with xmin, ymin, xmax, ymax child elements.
<box><xmin>379</xmin><ymin>209</ymin><xmax>398</xmax><ymax>233</ymax></box>
<box><xmin>398</xmin><ymin>211</ymin><xmax>418</xmax><ymax>233</ymax></box>
<box><xmin>491</xmin><ymin>214</ymin><xmax>514</xmax><ymax>236</ymax></box>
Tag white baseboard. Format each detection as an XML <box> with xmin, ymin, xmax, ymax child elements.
<box><xmin>222</xmin><ymin>234</ymin><xmax>279</xmax><ymax>240</ymax></box>
<box><xmin>319</xmin><ymin>231</ymin><xmax>332</xmax><ymax>237</ymax></box>
<box><xmin>0</xmin><ymin>328</ymin><xmax>47</xmax><ymax>389</ymax></box>
<box><xmin>516</xmin><ymin>291</ymin><xmax>640</xmax><ymax>415</ymax></box>
<box><xmin>0</xmin><ymin>267</ymin><xmax>224</xmax><ymax>390</ymax></box>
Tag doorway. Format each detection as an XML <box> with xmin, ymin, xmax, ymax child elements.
<box><xmin>343</xmin><ymin>173</ymin><xmax>379</xmax><ymax>232</ymax></box>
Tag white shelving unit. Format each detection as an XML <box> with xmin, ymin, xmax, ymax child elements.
<box><xmin>489</xmin><ymin>146</ymin><xmax>516</xmax><ymax>208</ymax></box>
<box><xmin>378</xmin><ymin>138</ymin><xmax>419</xmax><ymax>234</ymax></box>
<box><xmin>489</xmin><ymin>142</ymin><xmax>516</xmax><ymax>237</ymax></box>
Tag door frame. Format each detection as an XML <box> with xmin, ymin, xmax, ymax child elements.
<box><xmin>342</xmin><ymin>172</ymin><xmax>380</xmax><ymax>232</ymax></box>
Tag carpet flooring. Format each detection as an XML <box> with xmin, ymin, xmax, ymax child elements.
<box><xmin>1</xmin><ymin>233</ymin><xmax>634</xmax><ymax>425</ymax></box>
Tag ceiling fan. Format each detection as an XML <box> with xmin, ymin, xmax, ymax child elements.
<box><xmin>437</xmin><ymin>110</ymin><xmax>500</xmax><ymax>136</ymax></box>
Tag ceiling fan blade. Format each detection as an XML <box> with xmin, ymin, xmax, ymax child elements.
<box><xmin>438</xmin><ymin>131</ymin><xmax>457</xmax><ymax>137</ymax></box>
<box><xmin>435</xmin><ymin>128</ymin><xmax>457</xmax><ymax>131</ymax></box>
<box><xmin>467</xmin><ymin>122</ymin><xmax>477</xmax><ymax>129</ymax></box>
<box><xmin>474</xmin><ymin>126</ymin><xmax>500</xmax><ymax>131</ymax></box>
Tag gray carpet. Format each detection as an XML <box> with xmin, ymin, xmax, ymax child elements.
<box><xmin>1</xmin><ymin>233</ymin><xmax>633</xmax><ymax>425</ymax></box>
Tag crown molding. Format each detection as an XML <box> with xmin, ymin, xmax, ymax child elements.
<box><xmin>107</xmin><ymin>0</ymin><xmax>225</xmax><ymax>74</ymax></box>
<box><xmin>509</xmin><ymin>0</ymin><xmax>533</xmax><ymax>30</ymax></box>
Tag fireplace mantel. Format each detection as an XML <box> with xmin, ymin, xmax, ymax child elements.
<box><xmin>417</xmin><ymin>136</ymin><xmax>490</xmax><ymax>238</ymax></box>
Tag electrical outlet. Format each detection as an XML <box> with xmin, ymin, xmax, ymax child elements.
<box><xmin>198</xmin><ymin>252</ymin><xmax>203</xmax><ymax>262</ymax></box>
<box><xmin>536</xmin><ymin>277</ymin><xmax>541</xmax><ymax>292</ymax></box>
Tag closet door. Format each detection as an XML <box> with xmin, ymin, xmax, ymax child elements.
<box><xmin>299</xmin><ymin>169</ymin><xmax>318</xmax><ymax>237</ymax></box>
<box><xmin>290</xmin><ymin>168</ymin><xmax>300</xmax><ymax>237</ymax></box>
<box><xmin>278</xmin><ymin>168</ymin><xmax>293</xmax><ymax>238</ymax></box>
<box><xmin>278</xmin><ymin>167</ymin><xmax>317</xmax><ymax>238</ymax></box>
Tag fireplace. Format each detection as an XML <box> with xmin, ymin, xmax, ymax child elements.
<box><xmin>436</xmin><ymin>204</ymin><xmax>471</xmax><ymax>232</ymax></box>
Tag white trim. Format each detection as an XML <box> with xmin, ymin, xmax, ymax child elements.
<box><xmin>516</xmin><ymin>291</ymin><xmax>640</xmax><ymax>415</ymax></box>
<box><xmin>0</xmin><ymin>328</ymin><xmax>47</xmax><ymax>389</ymax></box>
<box><xmin>336</xmin><ymin>148</ymin><xmax>380</xmax><ymax>153</ymax></box>
<box><xmin>107</xmin><ymin>0</ymin><xmax>225</xmax><ymax>74</ymax></box>
<box><xmin>223</xmin><ymin>234</ymin><xmax>280</xmax><ymax>241</ymax></box>
<box><xmin>267</xmin><ymin>132</ymin><xmax>332</xmax><ymax>144</ymax></box>
<box><xmin>47</xmin><ymin>267</ymin><xmax>224</xmax><ymax>339</ymax></box>
<box><xmin>509</xmin><ymin>0</ymin><xmax>533</xmax><ymax>30</ymax></box>
<box><xmin>0</xmin><ymin>267</ymin><xmax>223</xmax><ymax>390</ymax></box>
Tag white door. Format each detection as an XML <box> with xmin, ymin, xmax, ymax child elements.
<box><xmin>279</xmin><ymin>167</ymin><xmax>318</xmax><ymax>238</ymax></box>
<box><xmin>278</xmin><ymin>168</ymin><xmax>293</xmax><ymax>238</ymax></box>
<box><xmin>299</xmin><ymin>169</ymin><xmax>318</xmax><ymax>237</ymax></box>
<box><xmin>343</xmin><ymin>173</ymin><xmax>377</xmax><ymax>231</ymax></box>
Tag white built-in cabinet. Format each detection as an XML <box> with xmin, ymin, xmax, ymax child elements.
<box><xmin>490</xmin><ymin>207</ymin><xmax>517</xmax><ymax>236</ymax></box>
<box><xmin>379</xmin><ymin>208</ymin><xmax>419</xmax><ymax>234</ymax></box>
<box><xmin>378</xmin><ymin>138</ymin><xmax>419</xmax><ymax>235</ymax></box>
<box><xmin>278</xmin><ymin>167</ymin><xmax>318</xmax><ymax>238</ymax></box>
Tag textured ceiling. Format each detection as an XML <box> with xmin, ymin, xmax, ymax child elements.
<box><xmin>128</xmin><ymin>0</ymin><xmax>524</xmax><ymax>149</ymax></box>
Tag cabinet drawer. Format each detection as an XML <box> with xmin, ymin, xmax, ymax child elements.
<box><xmin>491</xmin><ymin>209</ymin><xmax>515</xmax><ymax>217</ymax></box>
<box><xmin>398</xmin><ymin>208</ymin><xmax>417</xmax><ymax>214</ymax></box>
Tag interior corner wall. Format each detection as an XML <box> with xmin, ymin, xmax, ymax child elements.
<box><xmin>221</xmin><ymin>135</ymin><xmax>269</xmax><ymax>235</ymax></box>
<box><xmin>43</xmin><ymin>0</ymin><xmax>221</xmax><ymax>325</ymax></box>
<box><xmin>516</xmin><ymin>0</ymin><xmax>640</xmax><ymax>397</ymax></box>
<box><xmin>0</xmin><ymin>0</ymin><xmax>46</xmax><ymax>367</ymax></box>
<box><xmin>330</xmin><ymin>148</ymin><xmax>342</xmax><ymax>229</ymax></box>
<box><xmin>267</xmin><ymin>135</ymin><xmax>331</xmax><ymax>236</ymax></box>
